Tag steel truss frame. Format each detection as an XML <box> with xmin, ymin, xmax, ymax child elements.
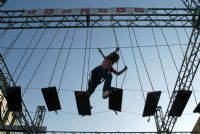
<box><xmin>0</xmin><ymin>54</ymin><xmax>39</xmax><ymax>133</ymax></box>
<box><xmin>182</xmin><ymin>0</ymin><xmax>200</xmax><ymax>8</ymax></box>
<box><xmin>154</xmin><ymin>0</ymin><xmax>200</xmax><ymax>133</ymax></box>
<box><xmin>0</xmin><ymin>0</ymin><xmax>200</xmax><ymax>133</ymax></box>
<box><xmin>0</xmin><ymin>8</ymin><xmax>197</xmax><ymax>29</ymax></box>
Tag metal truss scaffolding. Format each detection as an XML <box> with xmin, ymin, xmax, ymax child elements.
<box><xmin>0</xmin><ymin>54</ymin><xmax>45</xmax><ymax>133</ymax></box>
<box><xmin>153</xmin><ymin>0</ymin><xmax>200</xmax><ymax>133</ymax></box>
<box><xmin>0</xmin><ymin>8</ymin><xmax>197</xmax><ymax>29</ymax></box>
<box><xmin>0</xmin><ymin>0</ymin><xmax>200</xmax><ymax>133</ymax></box>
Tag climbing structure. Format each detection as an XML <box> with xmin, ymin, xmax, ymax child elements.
<box><xmin>0</xmin><ymin>0</ymin><xmax>200</xmax><ymax>133</ymax></box>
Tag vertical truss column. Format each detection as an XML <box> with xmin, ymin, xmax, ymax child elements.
<box><xmin>154</xmin><ymin>1</ymin><xmax>200</xmax><ymax>133</ymax></box>
<box><xmin>0</xmin><ymin>54</ymin><xmax>35</xmax><ymax>133</ymax></box>
<box><xmin>33</xmin><ymin>106</ymin><xmax>46</xmax><ymax>131</ymax></box>
<box><xmin>159</xmin><ymin>14</ymin><xmax>200</xmax><ymax>132</ymax></box>
<box><xmin>154</xmin><ymin>106</ymin><xmax>164</xmax><ymax>133</ymax></box>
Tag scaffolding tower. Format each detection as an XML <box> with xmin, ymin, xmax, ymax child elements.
<box><xmin>0</xmin><ymin>54</ymin><xmax>46</xmax><ymax>133</ymax></box>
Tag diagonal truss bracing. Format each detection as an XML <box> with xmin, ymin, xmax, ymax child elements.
<box><xmin>153</xmin><ymin>0</ymin><xmax>200</xmax><ymax>133</ymax></box>
<box><xmin>0</xmin><ymin>8</ymin><xmax>197</xmax><ymax>29</ymax></box>
<box><xmin>182</xmin><ymin>0</ymin><xmax>200</xmax><ymax>8</ymax></box>
<box><xmin>161</xmin><ymin>27</ymin><xmax>200</xmax><ymax>132</ymax></box>
<box><xmin>0</xmin><ymin>54</ymin><xmax>36</xmax><ymax>133</ymax></box>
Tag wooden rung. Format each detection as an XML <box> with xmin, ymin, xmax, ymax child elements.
<box><xmin>142</xmin><ymin>91</ymin><xmax>161</xmax><ymax>117</ymax></box>
<box><xmin>41</xmin><ymin>86</ymin><xmax>61</xmax><ymax>111</ymax></box>
<box><xmin>109</xmin><ymin>87</ymin><xmax>123</xmax><ymax>112</ymax></box>
<box><xmin>74</xmin><ymin>91</ymin><xmax>91</xmax><ymax>116</ymax></box>
<box><xmin>6</xmin><ymin>86</ymin><xmax>22</xmax><ymax>111</ymax></box>
<box><xmin>168</xmin><ymin>90</ymin><xmax>192</xmax><ymax>117</ymax></box>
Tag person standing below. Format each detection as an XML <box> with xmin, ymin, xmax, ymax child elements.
<box><xmin>87</xmin><ymin>47</ymin><xmax>127</xmax><ymax>99</ymax></box>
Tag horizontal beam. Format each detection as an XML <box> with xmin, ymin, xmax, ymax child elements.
<box><xmin>0</xmin><ymin>125</ymin><xmax>46</xmax><ymax>133</ymax></box>
<box><xmin>35</xmin><ymin>131</ymin><xmax>198</xmax><ymax>134</ymax></box>
<box><xmin>0</xmin><ymin>8</ymin><xmax>197</xmax><ymax>29</ymax></box>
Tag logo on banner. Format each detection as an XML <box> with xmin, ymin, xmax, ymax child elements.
<box><xmin>44</xmin><ymin>9</ymin><xmax>54</xmax><ymax>15</ymax></box>
<box><xmin>135</xmin><ymin>8</ymin><xmax>145</xmax><ymax>13</ymax></box>
<box><xmin>98</xmin><ymin>9</ymin><xmax>108</xmax><ymax>13</ymax></box>
<box><xmin>62</xmin><ymin>9</ymin><xmax>72</xmax><ymax>14</ymax></box>
<box><xmin>27</xmin><ymin>10</ymin><xmax>36</xmax><ymax>15</ymax></box>
<box><xmin>117</xmin><ymin>8</ymin><xmax>126</xmax><ymax>13</ymax></box>
<box><xmin>80</xmin><ymin>9</ymin><xmax>90</xmax><ymax>14</ymax></box>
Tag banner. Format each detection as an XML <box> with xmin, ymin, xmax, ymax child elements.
<box><xmin>22</xmin><ymin>7</ymin><xmax>148</xmax><ymax>16</ymax></box>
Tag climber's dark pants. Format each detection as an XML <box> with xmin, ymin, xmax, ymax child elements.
<box><xmin>87</xmin><ymin>66</ymin><xmax>112</xmax><ymax>97</ymax></box>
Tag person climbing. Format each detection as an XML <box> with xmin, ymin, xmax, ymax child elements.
<box><xmin>87</xmin><ymin>47</ymin><xmax>127</xmax><ymax>99</ymax></box>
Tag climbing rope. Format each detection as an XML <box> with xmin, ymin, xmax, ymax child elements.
<box><xmin>131</xmin><ymin>27</ymin><xmax>155</xmax><ymax>92</ymax></box>
<box><xmin>12</xmin><ymin>29</ymin><xmax>39</xmax><ymax>77</ymax></box>
<box><xmin>49</xmin><ymin>27</ymin><xmax>70</xmax><ymax>88</ymax></box>
<box><xmin>15</xmin><ymin>29</ymin><xmax>47</xmax><ymax>84</ymax></box>
<box><xmin>86</xmin><ymin>28</ymin><xmax>93</xmax><ymax>90</ymax></box>
<box><xmin>81</xmin><ymin>28</ymin><xmax>90</xmax><ymax>91</ymax></box>
<box><xmin>112</xmin><ymin>21</ymin><xmax>127</xmax><ymax>88</ymax></box>
<box><xmin>3</xmin><ymin>29</ymin><xmax>24</xmax><ymax>59</ymax></box>
<box><xmin>22</xmin><ymin>28</ymin><xmax>60</xmax><ymax>96</ymax></box>
<box><xmin>151</xmin><ymin>28</ymin><xmax>170</xmax><ymax>98</ymax></box>
<box><xmin>58</xmin><ymin>28</ymin><xmax>76</xmax><ymax>92</ymax></box>
<box><xmin>127</xmin><ymin>25</ymin><xmax>145</xmax><ymax>102</ymax></box>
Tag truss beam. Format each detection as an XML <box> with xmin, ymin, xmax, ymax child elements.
<box><xmin>0</xmin><ymin>8</ymin><xmax>197</xmax><ymax>29</ymax></box>
<box><xmin>0</xmin><ymin>125</ymin><xmax>46</xmax><ymax>133</ymax></box>
<box><xmin>33</xmin><ymin>106</ymin><xmax>46</xmax><ymax>130</ymax></box>
<box><xmin>157</xmin><ymin>24</ymin><xmax>200</xmax><ymax>133</ymax></box>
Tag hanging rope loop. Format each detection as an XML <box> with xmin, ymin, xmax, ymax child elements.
<box><xmin>111</xmin><ymin>20</ymin><xmax>127</xmax><ymax>88</ymax></box>
<box><xmin>81</xmin><ymin>28</ymin><xmax>90</xmax><ymax>91</ymax></box>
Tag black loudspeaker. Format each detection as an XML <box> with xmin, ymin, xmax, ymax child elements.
<box><xmin>169</xmin><ymin>90</ymin><xmax>192</xmax><ymax>117</ymax></box>
<box><xmin>74</xmin><ymin>91</ymin><xmax>91</xmax><ymax>116</ymax></box>
<box><xmin>41</xmin><ymin>86</ymin><xmax>61</xmax><ymax>111</ymax></box>
<box><xmin>109</xmin><ymin>87</ymin><xmax>123</xmax><ymax>112</ymax></box>
<box><xmin>6</xmin><ymin>86</ymin><xmax>22</xmax><ymax>111</ymax></box>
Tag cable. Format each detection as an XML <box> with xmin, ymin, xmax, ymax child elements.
<box><xmin>112</xmin><ymin>28</ymin><xmax>126</xmax><ymax>66</ymax></box>
<box><xmin>81</xmin><ymin>28</ymin><xmax>90</xmax><ymax>91</ymax></box>
<box><xmin>151</xmin><ymin>28</ymin><xmax>170</xmax><ymax>98</ymax></box>
<box><xmin>86</xmin><ymin>28</ymin><xmax>93</xmax><ymax>90</ymax></box>
<box><xmin>58</xmin><ymin>28</ymin><xmax>76</xmax><ymax>92</ymax></box>
<box><xmin>131</xmin><ymin>28</ymin><xmax>155</xmax><ymax>92</ymax></box>
<box><xmin>112</xmin><ymin>24</ymin><xmax>127</xmax><ymax>88</ymax></box>
<box><xmin>17</xmin><ymin>86</ymin><xmax>200</xmax><ymax>93</ymax></box>
<box><xmin>59</xmin><ymin>110</ymin><xmax>142</xmax><ymax>116</ymax></box>
<box><xmin>158</xmin><ymin>21</ymin><xmax>179</xmax><ymax>72</ymax></box>
<box><xmin>112</xmin><ymin>27</ymin><xmax>119</xmax><ymax>87</ymax></box>
<box><xmin>15</xmin><ymin>29</ymin><xmax>47</xmax><ymax>83</ymax></box>
<box><xmin>127</xmin><ymin>27</ymin><xmax>145</xmax><ymax>102</ymax></box>
<box><xmin>0</xmin><ymin>43</ymin><xmax>189</xmax><ymax>50</ymax></box>
<box><xmin>12</xmin><ymin>29</ymin><xmax>39</xmax><ymax>77</ymax></box>
<box><xmin>49</xmin><ymin>28</ymin><xmax>70</xmax><ymax>87</ymax></box>
<box><xmin>3</xmin><ymin>29</ymin><xmax>23</xmax><ymax>59</ymax></box>
<box><xmin>22</xmin><ymin>28</ymin><xmax>60</xmax><ymax>96</ymax></box>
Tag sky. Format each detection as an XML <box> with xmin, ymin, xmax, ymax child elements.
<box><xmin>0</xmin><ymin>0</ymin><xmax>200</xmax><ymax>133</ymax></box>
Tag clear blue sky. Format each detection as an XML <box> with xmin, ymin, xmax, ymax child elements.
<box><xmin>0</xmin><ymin>0</ymin><xmax>199</xmax><ymax>132</ymax></box>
